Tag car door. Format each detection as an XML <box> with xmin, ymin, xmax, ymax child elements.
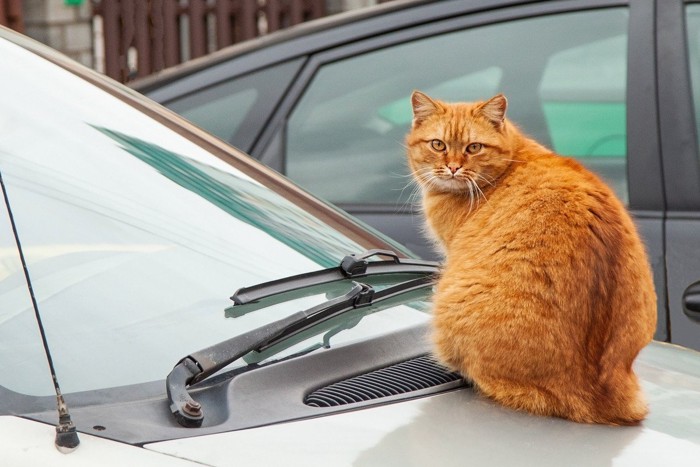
<box><xmin>256</xmin><ymin>0</ymin><xmax>669</xmax><ymax>341</ymax></box>
<box><xmin>660</xmin><ymin>0</ymin><xmax>700</xmax><ymax>351</ymax></box>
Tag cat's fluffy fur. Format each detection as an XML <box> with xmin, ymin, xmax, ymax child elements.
<box><xmin>406</xmin><ymin>91</ymin><xmax>657</xmax><ymax>425</ymax></box>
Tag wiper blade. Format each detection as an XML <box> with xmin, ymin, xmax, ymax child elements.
<box><xmin>228</xmin><ymin>249</ymin><xmax>438</xmax><ymax>317</ymax></box>
<box><xmin>166</xmin><ymin>275</ymin><xmax>432</xmax><ymax>428</ymax></box>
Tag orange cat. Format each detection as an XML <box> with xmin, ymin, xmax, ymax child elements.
<box><xmin>406</xmin><ymin>91</ymin><xmax>657</xmax><ymax>425</ymax></box>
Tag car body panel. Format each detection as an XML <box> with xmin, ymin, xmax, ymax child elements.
<box><xmin>657</xmin><ymin>0</ymin><xmax>700</xmax><ymax>350</ymax></box>
<box><xmin>1</xmin><ymin>416</ymin><xmax>202</xmax><ymax>466</ymax></box>
<box><xmin>144</xmin><ymin>343</ymin><xmax>700</xmax><ymax>467</ymax></box>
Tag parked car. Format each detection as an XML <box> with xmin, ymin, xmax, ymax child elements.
<box><xmin>134</xmin><ymin>0</ymin><xmax>700</xmax><ymax>352</ymax></box>
<box><xmin>3</xmin><ymin>17</ymin><xmax>700</xmax><ymax>467</ymax></box>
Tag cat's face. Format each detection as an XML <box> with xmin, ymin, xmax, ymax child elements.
<box><xmin>406</xmin><ymin>92</ymin><xmax>512</xmax><ymax>196</ymax></box>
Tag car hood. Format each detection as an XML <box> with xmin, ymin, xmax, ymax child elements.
<box><xmin>145</xmin><ymin>342</ymin><xmax>700</xmax><ymax>466</ymax></box>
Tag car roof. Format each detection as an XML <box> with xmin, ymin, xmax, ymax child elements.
<box><xmin>131</xmin><ymin>0</ymin><xmax>539</xmax><ymax>92</ymax></box>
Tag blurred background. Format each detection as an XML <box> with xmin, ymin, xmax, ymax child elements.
<box><xmin>0</xmin><ymin>0</ymin><xmax>393</xmax><ymax>83</ymax></box>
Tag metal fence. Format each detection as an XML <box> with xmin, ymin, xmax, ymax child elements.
<box><xmin>0</xmin><ymin>0</ymin><xmax>23</xmax><ymax>32</ymax></box>
<box><xmin>92</xmin><ymin>0</ymin><xmax>326</xmax><ymax>83</ymax></box>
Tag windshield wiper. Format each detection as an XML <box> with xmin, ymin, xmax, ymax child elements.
<box><xmin>166</xmin><ymin>274</ymin><xmax>433</xmax><ymax>428</ymax></box>
<box><xmin>227</xmin><ymin>249</ymin><xmax>439</xmax><ymax>317</ymax></box>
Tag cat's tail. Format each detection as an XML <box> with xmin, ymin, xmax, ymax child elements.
<box><xmin>474</xmin><ymin>369</ymin><xmax>648</xmax><ymax>425</ymax></box>
<box><xmin>586</xmin><ymin>368</ymin><xmax>649</xmax><ymax>426</ymax></box>
<box><xmin>585</xmin><ymin>318</ymin><xmax>653</xmax><ymax>426</ymax></box>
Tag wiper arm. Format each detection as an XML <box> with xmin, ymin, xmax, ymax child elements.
<box><xmin>228</xmin><ymin>249</ymin><xmax>438</xmax><ymax>317</ymax></box>
<box><xmin>166</xmin><ymin>275</ymin><xmax>432</xmax><ymax>428</ymax></box>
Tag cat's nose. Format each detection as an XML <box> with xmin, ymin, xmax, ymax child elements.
<box><xmin>447</xmin><ymin>164</ymin><xmax>461</xmax><ymax>174</ymax></box>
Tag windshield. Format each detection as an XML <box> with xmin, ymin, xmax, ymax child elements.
<box><xmin>0</xmin><ymin>36</ymin><xmax>429</xmax><ymax>397</ymax></box>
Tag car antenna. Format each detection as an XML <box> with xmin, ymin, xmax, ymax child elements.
<box><xmin>0</xmin><ymin>173</ymin><xmax>80</xmax><ymax>453</ymax></box>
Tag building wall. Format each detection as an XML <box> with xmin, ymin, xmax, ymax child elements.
<box><xmin>326</xmin><ymin>0</ymin><xmax>380</xmax><ymax>14</ymax></box>
<box><xmin>20</xmin><ymin>0</ymin><xmax>385</xmax><ymax>75</ymax></box>
<box><xmin>23</xmin><ymin>0</ymin><xmax>93</xmax><ymax>67</ymax></box>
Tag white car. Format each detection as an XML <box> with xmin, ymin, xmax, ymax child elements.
<box><xmin>2</xmin><ymin>25</ymin><xmax>700</xmax><ymax>467</ymax></box>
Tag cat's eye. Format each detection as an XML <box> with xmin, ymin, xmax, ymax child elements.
<box><xmin>466</xmin><ymin>143</ymin><xmax>483</xmax><ymax>154</ymax></box>
<box><xmin>430</xmin><ymin>139</ymin><xmax>446</xmax><ymax>152</ymax></box>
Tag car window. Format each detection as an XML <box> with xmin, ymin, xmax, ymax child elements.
<box><xmin>685</xmin><ymin>4</ymin><xmax>700</xmax><ymax>153</ymax></box>
<box><xmin>0</xmin><ymin>39</ymin><xmax>428</xmax><ymax>397</ymax></box>
<box><xmin>0</xmin><ymin>186</ymin><xmax>57</xmax><ymax>394</ymax></box>
<box><xmin>165</xmin><ymin>59</ymin><xmax>302</xmax><ymax>151</ymax></box>
<box><xmin>287</xmin><ymin>8</ymin><xmax>628</xmax><ymax>206</ymax></box>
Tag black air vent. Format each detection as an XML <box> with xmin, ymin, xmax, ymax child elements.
<box><xmin>304</xmin><ymin>355</ymin><xmax>466</xmax><ymax>408</ymax></box>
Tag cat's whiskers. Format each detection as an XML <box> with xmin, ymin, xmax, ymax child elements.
<box><xmin>470</xmin><ymin>171</ymin><xmax>495</xmax><ymax>187</ymax></box>
<box><xmin>467</xmin><ymin>179</ymin><xmax>476</xmax><ymax>215</ymax></box>
<box><xmin>454</xmin><ymin>171</ymin><xmax>489</xmax><ymax>216</ymax></box>
<box><xmin>426</xmin><ymin>172</ymin><xmax>444</xmax><ymax>192</ymax></box>
<box><xmin>405</xmin><ymin>169</ymin><xmax>442</xmax><ymax>203</ymax></box>
<box><xmin>464</xmin><ymin>172</ymin><xmax>490</xmax><ymax>205</ymax></box>
<box><xmin>396</xmin><ymin>167</ymin><xmax>432</xmax><ymax>213</ymax></box>
<box><xmin>472</xmin><ymin>178</ymin><xmax>489</xmax><ymax>205</ymax></box>
<box><xmin>416</xmin><ymin>168</ymin><xmax>439</xmax><ymax>190</ymax></box>
<box><xmin>391</xmin><ymin>170</ymin><xmax>419</xmax><ymax>179</ymax></box>
<box><xmin>396</xmin><ymin>171</ymin><xmax>420</xmax><ymax>198</ymax></box>
<box><xmin>408</xmin><ymin>179</ymin><xmax>428</xmax><ymax>207</ymax></box>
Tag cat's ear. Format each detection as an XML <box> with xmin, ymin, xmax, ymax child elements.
<box><xmin>478</xmin><ymin>94</ymin><xmax>508</xmax><ymax>129</ymax></box>
<box><xmin>411</xmin><ymin>91</ymin><xmax>440</xmax><ymax>127</ymax></box>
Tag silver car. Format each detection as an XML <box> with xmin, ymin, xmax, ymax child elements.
<box><xmin>2</xmin><ymin>24</ymin><xmax>700</xmax><ymax>467</ymax></box>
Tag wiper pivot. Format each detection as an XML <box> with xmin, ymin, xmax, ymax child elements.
<box><xmin>339</xmin><ymin>249</ymin><xmax>401</xmax><ymax>277</ymax></box>
<box><xmin>166</xmin><ymin>358</ymin><xmax>203</xmax><ymax>428</ymax></box>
